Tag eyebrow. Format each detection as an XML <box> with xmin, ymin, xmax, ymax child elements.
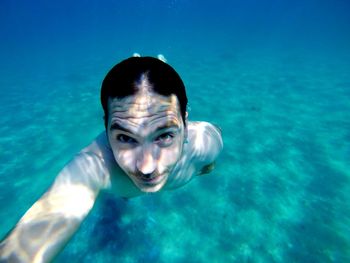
<box><xmin>110</xmin><ymin>121</ymin><xmax>180</xmax><ymax>134</ymax></box>
<box><xmin>110</xmin><ymin>123</ymin><xmax>133</xmax><ymax>134</ymax></box>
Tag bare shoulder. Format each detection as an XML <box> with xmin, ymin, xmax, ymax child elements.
<box><xmin>80</xmin><ymin>132</ymin><xmax>114</xmax><ymax>162</ymax></box>
<box><xmin>187</xmin><ymin>121</ymin><xmax>223</xmax><ymax>167</ymax></box>
<box><xmin>165</xmin><ymin>121</ymin><xmax>223</xmax><ymax>189</ymax></box>
<box><xmin>186</xmin><ymin>121</ymin><xmax>223</xmax><ymax>176</ymax></box>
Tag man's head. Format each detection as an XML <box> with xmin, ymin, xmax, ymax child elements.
<box><xmin>101</xmin><ymin>57</ymin><xmax>188</xmax><ymax>193</ymax></box>
<box><xmin>101</xmin><ymin>56</ymin><xmax>187</xmax><ymax>128</ymax></box>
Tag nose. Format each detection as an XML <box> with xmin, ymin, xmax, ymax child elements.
<box><xmin>136</xmin><ymin>146</ymin><xmax>157</xmax><ymax>175</ymax></box>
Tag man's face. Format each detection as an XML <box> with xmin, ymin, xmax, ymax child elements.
<box><xmin>106</xmin><ymin>89</ymin><xmax>186</xmax><ymax>193</ymax></box>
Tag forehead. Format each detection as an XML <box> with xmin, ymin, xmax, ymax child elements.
<box><xmin>107</xmin><ymin>91</ymin><xmax>182</xmax><ymax>126</ymax></box>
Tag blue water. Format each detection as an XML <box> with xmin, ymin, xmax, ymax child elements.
<box><xmin>1</xmin><ymin>0</ymin><xmax>349</xmax><ymax>262</ymax></box>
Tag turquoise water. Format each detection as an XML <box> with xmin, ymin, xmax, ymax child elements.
<box><xmin>1</xmin><ymin>0</ymin><xmax>350</xmax><ymax>262</ymax></box>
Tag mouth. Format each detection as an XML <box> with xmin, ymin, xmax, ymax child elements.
<box><xmin>134</xmin><ymin>173</ymin><xmax>166</xmax><ymax>185</ymax></box>
<box><xmin>127</xmin><ymin>172</ymin><xmax>169</xmax><ymax>193</ymax></box>
<box><xmin>124</xmin><ymin>167</ymin><xmax>171</xmax><ymax>192</ymax></box>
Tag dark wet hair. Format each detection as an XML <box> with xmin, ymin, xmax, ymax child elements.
<box><xmin>101</xmin><ymin>56</ymin><xmax>188</xmax><ymax>128</ymax></box>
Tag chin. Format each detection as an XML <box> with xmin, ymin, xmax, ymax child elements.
<box><xmin>139</xmin><ymin>183</ymin><xmax>165</xmax><ymax>193</ymax></box>
<box><xmin>132</xmin><ymin>174</ymin><xmax>168</xmax><ymax>193</ymax></box>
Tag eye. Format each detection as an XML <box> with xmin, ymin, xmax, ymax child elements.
<box><xmin>155</xmin><ymin>132</ymin><xmax>175</xmax><ymax>146</ymax></box>
<box><xmin>116</xmin><ymin>134</ymin><xmax>137</xmax><ymax>144</ymax></box>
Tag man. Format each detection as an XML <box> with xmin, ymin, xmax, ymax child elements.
<box><xmin>0</xmin><ymin>56</ymin><xmax>223</xmax><ymax>262</ymax></box>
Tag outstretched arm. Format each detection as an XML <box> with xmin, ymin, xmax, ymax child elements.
<box><xmin>0</xmin><ymin>152</ymin><xmax>107</xmax><ymax>263</ymax></box>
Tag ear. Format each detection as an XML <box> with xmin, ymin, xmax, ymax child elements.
<box><xmin>184</xmin><ymin>111</ymin><xmax>189</xmax><ymax>140</ymax></box>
